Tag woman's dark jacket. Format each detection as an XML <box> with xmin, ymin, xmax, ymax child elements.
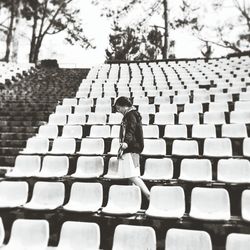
<box><xmin>119</xmin><ymin>109</ymin><xmax>144</xmax><ymax>154</ymax></box>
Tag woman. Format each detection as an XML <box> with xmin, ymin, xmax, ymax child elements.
<box><xmin>114</xmin><ymin>96</ymin><xmax>150</xmax><ymax>200</ymax></box>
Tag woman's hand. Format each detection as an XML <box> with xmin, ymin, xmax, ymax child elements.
<box><xmin>120</xmin><ymin>142</ymin><xmax>128</xmax><ymax>149</ymax></box>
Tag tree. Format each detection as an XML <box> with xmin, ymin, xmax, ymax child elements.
<box><xmin>0</xmin><ymin>0</ymin><xmax>20</xmax><ymax>62</ymax></box>
<box><xmin>192</xmin><ymin>0</ymin><xmax>250</xmax><ymax>54</ymax></box>
<box><xmin>21</xmin><ymin>0</ymin><xmax>94</xmax><ymax>63</ymax></box>
<box><xmin>93</xmin><ymin>0</ymin><xmax>199</xmax><ymax>59</ymax></box>
<box><xmin>106</xmin><ymin>22</ymin><xmax>163</xmax><ymax>61</ymax></box>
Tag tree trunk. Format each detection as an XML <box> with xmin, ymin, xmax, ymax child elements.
<box><xmin>163</xmin><ymin>0</ymin><xmax>168</xmax><ymax>59</ymax></box>
<box><xmin>4</xmin><ymin>0</ymin><xmax>15</xmax><ymax>62</ymax></box>
<box><xmin>29</xmin><ymin>3</ymin><xmax>38</xmax><ymax>63</ymax></box>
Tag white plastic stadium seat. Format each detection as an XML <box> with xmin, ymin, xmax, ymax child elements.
<box><xmin>146</xmin><ymin>186</ymin><xmax>185</xmax><ymax>218</ymax></box>
<box><xmin>163</xmin><ymin>125</ymin><xmax>187</xmax><ymax>138</ymax></box>
<box><xmin>34</xmin><ymin>156</ymin><xmax>69</xmax><ymax>178</ymax></box>
<box><xmin>192</xmin><ymin>124</ymin><xmax>216</xmax><ymax>138</ymax></box>
<box><xmin>230</xmin><ymin>111</ymin><xmax>250</xmax><ymax>124</ymax></box>
<box><xmin>102</xmin><ymin>185</ymin><xmax>141</xmax><ymax>215</ymax></box>
<box><xmin>23</xmin><ymin>182</ymin><xmax>65</xmax><ymax>210</ymax></box>
<box><xmin>141</xmin><ymin>158</ymin><xmax>173</xmax><ymax>180</ymax></box>
<box><xmin>48</xmin><ymin>221</ymin><xmax>100</xmax><ymax>250</ymax></box>
<box><xmin>165</xmin><ymin>228</ymin><xmax>212</xmax><ymax>250</ymax></box>
<box><xmin>6</xmin><ymin>155</ymin><xmax>41</xmax><ymax>177</ymax></box>
<box><xmin>103</xmin><ymin>157</ymin><xmax>120</xmax><ymax>179</ymax></box>
<box><xmin>226</xmin><ymin>233</ymin><xmax>250</xmax><ymax>250</ymax></box>
<box><xmin>203</xmin><ymin>138</ymin><xmax>232</xmax><ymax>157</ymax></box>
<box><xmin>1</xmin><ymin>219</ymin><xmax>49</xmax><ymax>250</ymax></box>
<box><xmin>67</xmin><ymin>114</ymin><xmax>86</xmax><ymax>125</ymax></box>
<box><xmin>241</xmin><ymin>190</ymin><xmax>250</xmax><ymax>222</ymax></box>
<box><xmin>49</xmin><ymin>138</ymin><xmax>76</xmax><ymax>154</ymax></box>
<box><xmin>172</xmin><ymin>140</ymin><xmax>199</xmax><ymax>156</ymax></box>
<box><xmin>189</xmin><ymin>187</ymin><xmax>230</xmax><ymax>221</ymax></box>
<box><xmin>37</xmin><ymin>124</ymin><xmax>58</xmax><ymax>139</ymax></box>
<box><xmin>178</xmin><ymin>112</ymin><xmax>200</xmax><ymax>125</ymax></box>
<box><xmin>108</xmin><ymin>138</ymin><xmax>120</xmax><ymax>155</ymax></box>
<box><xmin>203</xmin><ymin>111</ymin><xmax>226</xmax><ymax>124</ymax></box>
<box><xmin>141</xmin><ymin>139</ymin><xmax>166</xmax><ymax>156</ymax></box>
<box><xmin>48</xmin><ymin>114</ymin><xmax>67</xmax><ymax>125</ymax></box>
<box><xmin>61</xmin><ymin>125</ymin><xmax>83</xmax><ymax>139</ymax></box>
<box><xmin>222</xmin><ymin>124</ymin><xmax>248</xmax><ymax>138</ymax></box>
<box><xmin>243</xmin><ymin>138</ymin><xmax>250</xmax><ymax>157</ymax></box>
<box><xmin>77</xmin><ymin>138</ymin><xmax>104</xmax><ymax>155</ymax></box>
<box><xmin>142</xmin><ymin>125</ymin><xmax>159</xmax><ymax>138</ymax></box>
<box><xmin>217</xmin><ymin>159</ymin><xmax>250</xmax><ymax>183</ymax></box>
<box><xmin>154</xmin><ymin>113</ymin><xmax>175</xmax><ymax>125</ymax></box>
<box><xmin>0</xmin><ymin>181</ymin><xmax>28</xmax><ymax>208</ymax></box>
<box><xmin>21</xmin><ymin>137</ymin><xmax>49</xmax><ymax>154</ymax></box>
<box><xmin>87</xmin><ymin>113</ymin><xmax>107</xmax><ymax>125</ymax></box>
<box><xmin>71</xmin><ymin>156</ymin><xmax>104</xmax><ymax>178</ymax></box>
<box><xmin>89</xmin><ymin>125</ymin><xmax>111</xmax><ymax>138</ymax></box>
<box><xmin>108</xmin><ymin>113</ymin><xmax>123</xmax><ymax>125</ymax></box>
<box><xmin>112</xmin><ymin>224</ymin><xmax>156</xmax><ymax>250</ymax></box>
<box><xmin>63</xmin><ymin>182</ymin><xmax>103</xmax><ymax>213</ymax></box>
<box><xmin>179</xmin><ymin>159</ymin><xmax>212</xmax><ymax>182</ymax></box>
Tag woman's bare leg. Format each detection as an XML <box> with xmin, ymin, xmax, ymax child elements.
<box><xmin>130</xmin><ymin>176</ymin><xmax>150</xmax><ymax>200</ymax></box>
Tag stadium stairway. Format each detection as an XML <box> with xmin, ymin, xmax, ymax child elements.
<box><xmin>0</xmin><ymin>68</ymin><xmax>89</xmax><ymax>167</ymax></box>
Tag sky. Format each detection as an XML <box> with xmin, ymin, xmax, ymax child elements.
<box><xmin>0</xmin><ymin>0</ymin><xmax>248</xmax><ymax>68</ymax></box>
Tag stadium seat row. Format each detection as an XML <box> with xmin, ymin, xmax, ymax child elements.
<box><xmin>1</xmin><ymin>218</ymin><xmax>249</xmax><ymax>250</ymax></box>
<box><xmin>0</xmin><ymin>181</ymin><xmax>250</xmax><ymax>221</ymax></box>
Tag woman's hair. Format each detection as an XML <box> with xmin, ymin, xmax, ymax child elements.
<box><xmin>114</xmin><ymin>96</ymin><xmax>132</xmax><ymax>107</ymax></box>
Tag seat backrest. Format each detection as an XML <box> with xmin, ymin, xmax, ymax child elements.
<box><xmin>67</xmin><ymin>182</ymin><xmax>103</xmax><ymax>212</ymax></box>
<box><xmin>89</xmin><ymin>125</ymin><xmax>111</xmax><ymax>138</ymax></box>
<box><xmin>57</xmin><ymin>221</ymin><xmax>100</xmax><ymax>250</ymax></box>
<box><xmin>108</xmin><ymin>138</ymin><xmax>120</xmax><ymax>155</ymax></box>
<box><xmin>108</xmin><ymin>113</ymin><xmax>123</xmax><ymax>125</ymax></box>
<box><xmin>172</xmin><ymin>140</ymin><xmax>199</xmax><ymax>156</ymax></box>
<box><xmin>106</xmin><ymin>185</ymin><xmax>141</xmax><ymax>212</ymax></box>
<box><xmin>147</xmin><ymin>186</ymin><xmax>185</xmax><ymax>218</ymax></box>
<box><xmin>243</xmin><ymin>138</ymin><xmax>250</xmax><ymax>157</ymax></box>
<box><xmin>0</xmin><ymin>218</ymin><xmax>4</xmax><ymax>246</ymax></box>
<box><xmin>203</xmin><ymin>138</ymin><xmax>232</xmax><ymax>157</ymax></box>
<box><xmin>192</xmin><ymin>124</ymin><xmax>216</xmax><ymax>138</ymax></box>
<box><xmin>110</xmin><ymin>125</ymin><xmax>120</xmax><ymax>138</ymax></box>
<box><xmin>112</xmin><ymin>224</ymin><xmax>156</xmax><ymax>250</ymax></box>
<box><xmin>159</xmin><ymin>104</ymin><xmax>177</xmax><ymax>113</ymax></box>
<box><xmin>209</xmin><ymin>102</ymin><xmax>229</xmax><ymax>112</ymax></box>
<box><xmin>67</xmin><ymin>114</ymin><xmax>86</xmax><ymax>125</ymax></box>
<box><xmin>61</xmin><ymin>125</ymin><xmax>83</xmax><ymax>139</ymax></box>
<box><xmin>226</xmin><ymin>233</ymin><xmax>250</xmax><ymax>250</ymax></box>
<box><xmin>234</xmin><ymin>101</ymin><xmax>250</xmax><ymax>111</ymax></box>
<box><xmin>79</xmin><ymin>138</ymin><xmax>104</xmax><ymax>154</ymax></box>
<box><xmin>62</xmin><ymin>98</ymin><xmax>78</xmax><ymax>106</ymax></box>
<box><xmin>217</xmin><ymin>159</ymin><xmax>250</xmax><ymax>183</ymax></box>
<box><xmin>141</xmin><ymin>139</ymin><xmax>166</xmax><ymax>155</ymax></box>
<box><xmin>164</xmin><ymin>125</ymin><xmax>187</xmax><ymax>138</ymax></box>
<box><xmin>154</xmin><ymin>113</ymin><xmax>175</xmax><ymax>125</ymax></box>
<box><xmin>24</xmin><ymin>137</ymin><xmax>49</xmax><ymax>153</ymax></box>
<box><xmin>87</xmin><ymin>113</ymin><xmax>107</xmax><ymax>125</ymax></box>
<box><xmin>179</xmin><ymin>159</ymin><xmax>212</xmax><ymax>182</ymax></box>
<box><xmin>165</xmin><ymin>228</ymin><xmax>212</xmax><ymax>250</ymax></box>
<box><xmin>30</xmin><ymin>182</ymin><xmax>65</xmax><ymax>207</ymax></box>
<box><xmin>184</xmin><ymin>103</ymin><xmax>203</xmax><ymax>113</ymax></box>
<box><xmin>13</xmin><ymin>155</ymin><xmax>41</xmax><ymax>175</ymax></box>
<box><xmin>50</xmin><ymin>138</ymin><xmax>76</xmax><ymax>154</ymax></box>
<box><xmin>37</xmin><ymin>124</ymin><xmax>58</xmax><ymax>139</ymax></box>
<box><xmin>0</xmin><ymin>181</ymin><xmax>28</xmax><ymax>207</ymax></box>
<box><xmin>190</xmin><ymin>187</ymin><xmax>230</xmax><ymax>220</ymax></box>
<box><xmin>55</xmin><ymin>105</ymin><xmax>72</xmax><ymax>114</ymax></box>
<box><xmin>242</xmin><ymin>190</ymin><xmax>250</xmax><ymax>222</ymax></box>
<box><xmin>230</xmin><ymin>111</ymin><xmax>250</xmax><ymax>124</ymax></box>
<box><xmin>142</xmin><ymin>125</ymin><xmax>159</xmax><ymax>138</ymax></box>
<box><xmin>40</xmin><ymin>156</ymin><xmax>69</xmax><ymax>176</ymax></box>
<box><xmin>74</xmin><ymin>156</ymin><xmax>104</xmax><ymax>177</ymax></box>
<box><xmin>74</xmin><ymin>105</ymin><xmax>91</xmax><ymax>114</ymax></box>
<box><xmin>142</xmin><ymin>158</ymin><xmax>173</xmax><ymax>180</ymax></box>
<box><xmin>203</xmin><ymin>111</ymin><xmax>225</xmax><ymax>124</ymax></box>
<box><xmin>7</xmin><ymin>219</ymin><xmax>49</xmax><ymax>249</ymax></box>
<box><xmin>178</xmin><ymin>112</ymin><xmax>200</xmax><ymax>125</ymax></box>
<box><xmin>222</xmin><ymin>124</ymin><xmax>247</xmax><ymax>138</ymax></box>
